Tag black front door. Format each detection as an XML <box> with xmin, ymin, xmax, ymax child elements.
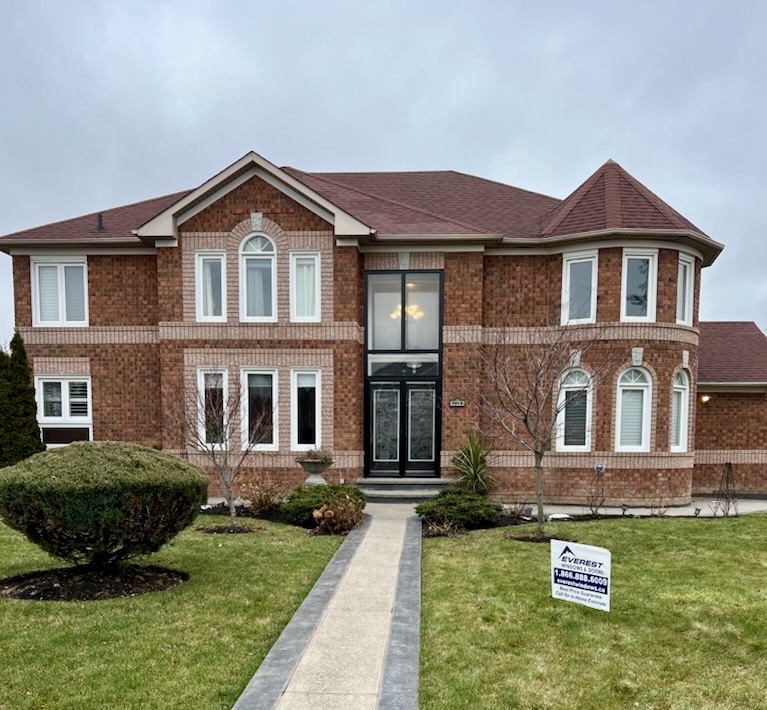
<box><xmin>368</xmin><ymin>380</ymin><xmax>438</xmax><ymax>476</ymax></box>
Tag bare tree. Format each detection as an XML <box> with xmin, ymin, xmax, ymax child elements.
<box><xmin>166</xmin><ymin>369</ymin><xmax>275</xmax><ymax>527</ymax></box>
<box><xmin>478</xmin><ymin>322</ymin><xmax>616</xmax><ymax>539</ymax></box>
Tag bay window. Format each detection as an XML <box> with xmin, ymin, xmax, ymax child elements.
<box><xmin>616</xmin><ymin>368</ymin><xmax>652</xmax><ymax>452</ymax></box>
<box><xmin>561</xmin><ymin>251</ymin><xmax>597</xmax><ymax>324</ymax></box>
<box><xmin>556</xmin><ymin>369</ymin><xmax>592</xmax><ymax>451</ymax></box>
<box><xmin>671</xmin><ymin>370</ymin><xmax>690</xmax><ymax>452</ymax></box>
<box><xmin>676</xmin><ymin>255</ymin><xmax>695</xmax><ymax>326</ymax></box>
<box><xmin>621</xmin><ymin>249</ymin><xmax>657</xmax><ymax>322</ymax></box>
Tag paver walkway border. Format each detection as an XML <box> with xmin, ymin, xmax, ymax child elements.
<box><xmin>232</xmin><ymin>508</ymin><xmax>421</xmax><ymax>710</ymax></box>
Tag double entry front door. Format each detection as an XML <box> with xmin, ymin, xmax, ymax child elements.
<box><xmin>368</xmin><ymin>380</ymin><xmax>438</xmax><ymax>476</ymax></box>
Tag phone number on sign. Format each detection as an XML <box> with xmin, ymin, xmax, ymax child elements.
<box><xmin>554</xmin><ymin>569</ymin><xmax>608</xmax><ymax>593</ymax></box>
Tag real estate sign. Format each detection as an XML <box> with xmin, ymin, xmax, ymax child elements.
<box><xmin>551</xmin><ymin>539</ymin><xmax>611</xmax><ymax>612</ymax></box>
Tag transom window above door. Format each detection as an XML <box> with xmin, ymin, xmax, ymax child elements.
<box><xmin>367</xmin><ymin>272</ymin><xmax>442</xmax><ymax>352</ymax></box>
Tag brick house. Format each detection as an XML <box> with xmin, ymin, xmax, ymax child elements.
<box><xmin>2</xmin><ymin>150</ymin><xmax>766</xmax><ymax>504</ymax></box>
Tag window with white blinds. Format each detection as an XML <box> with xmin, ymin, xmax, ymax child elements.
<box><xmin>290</xmin><ymin>253</ymin><xmax>320</xmax><ymax>322</ymax></box>
<box><xmin>556</xmin><ymin>369</ymin><xmax>592</xmax><ymax>451</ymax></box>
<box><xmin>616</xmin><ymin>368</ymin><xmax>651</xmax><ymax>451</ymax></box>
<box><xmin>671</xmin><ymin>370</ymin><xmax>689</xmax><ymax>451</ymax></box>
<box><xmin>32</xmin><ymin>259</ymin><xmax>88</xmax><ymax>326</ymax></box>
<box><xmin>35</xmin><ymin>377</ymin><xmax>92</xmax><ymax>447</ymax></box>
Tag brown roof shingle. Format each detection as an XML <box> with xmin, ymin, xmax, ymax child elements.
<box><xmin>698</xmin><ymin>321</ymin><xmax>767</xmax><ymax>384</ymax></box>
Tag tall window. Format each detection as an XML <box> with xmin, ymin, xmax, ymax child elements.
<box><xmin>616</xmin><ymin>368</ymin><xmax>652</xmax><ymax>452</ymax></box>
<box><xmin>671</xmin><ymin>370</ymin><xmax>690</xmax><ymax>452</ymax></box>
<box><xmin>241</xmin><ymin>369</ymin><xmax>276</xmax><ymax>450</ymax></box>
<box><xmin>195</xmin><ymin>252</ymin><xmax>226</xmax><ymax>322</ymax></box>
<box><xmin>31</xmin><ymin>258</ymin><xmax>88</xmax><ymax>326</ymax></box>
<box><xmin>292</xmin><ymin>369</ymin><xmax>320</xmax><ymax>450</ymax></box>
<box><xmin>35</xmin><ymin>377</ymin><xmax>92</xmax><ymax>445</ymax></box>
<box><xmin>676</xmin><ymin>255</ymin><xmax>695</xmax><ymax>326</ymax></box>
<box><xmin>367</xmin><ymin>272</ymin><xmax>441</xmax><ymax>352</ymax></box>
<box><xmin>561</xmin><ymin>252</ymin><xmax>597</xmax><ymax>324</ymax></box>
<box><xmin>556</xmin><ymin>369</ymin><xmax>592</xmax><ymax>451</ymax></box>
<box><xmin>198</xmin><ymin>369</ymin><xmax>227</xmax><ymax>447</ymax></box>
<box><xmin>240</xmin><ymin>235</ymin><xmax>276</xmax><ymax>321</ymax></box>
<box><xmin>290</xmin><ymin>252</ymin><xmax>320</xmax><ymax>322</ymax></box>
<box><xmin>621</xmin><ymin>249</ymin><xmax>657</xmax><ymax>322</ymax></box>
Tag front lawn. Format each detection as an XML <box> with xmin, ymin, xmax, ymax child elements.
<box><xmin>0</xmin><ymin>515</ymin><xmax>341</xmax><ymax>710</ymax></box>
<box><xmin>421</xmin><ymin>514</ymin><xmax>767</xmax><ymax>709</ymax></box>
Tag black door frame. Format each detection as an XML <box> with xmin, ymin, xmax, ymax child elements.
<box><xmin>363</xmin><ymin>270</ymin><xmax>443</xmax><ymax>478</ymax></box>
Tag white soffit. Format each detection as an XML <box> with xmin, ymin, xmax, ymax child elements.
<box><xmin>135</xmin><ymin>151</ymin><xmax>372</xmax><ymax>240</ymax></box>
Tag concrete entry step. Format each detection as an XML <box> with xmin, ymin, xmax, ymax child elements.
<box><xmin>357</xmin><ymin>477</ymin><xmax>457</xmax><ymax>503</ymax></box>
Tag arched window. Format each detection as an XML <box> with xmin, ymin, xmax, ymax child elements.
<box><xmin>616</xmin><ymin>368</ymin><xmax>652</xmax><ymax>452</ymax></box>
<box><xmin>671</xmin><ymin>370</ymin><xmax>689</xmax><ymax>452</ymax></box>
<box><xmin>556</xmin><ymin>369</ymin><xmax>592</xmax><ymax>451</ymax></box>
<box><xmin>240</xmin><ymin>235</ymin><xmax>276</xmax><ymax>321</ymax></box>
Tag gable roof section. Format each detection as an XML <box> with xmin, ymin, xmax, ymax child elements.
<box><xmin>285</xmin><ymin>168</ymin><xmax>559</xmax><ymax>238</ymax></box>
<box><xmin>136</xmin><ymin>152</ymin><xmax>373</xmax><ymax>241</ymax></box>
<box><xmin>0</xmin><ymin>191</ymin><xmax>190</xmax><ymax>249</ymax></box>
<box><xmin>698</xmin><ymin>321</ymin><xmax>767</xmax><ymax>384</ymax></box>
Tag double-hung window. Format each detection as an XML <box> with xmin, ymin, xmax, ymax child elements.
<box><xmin>291</xmin><ymin>369</ymin><xmax>320</xmax><ymax>451</ymax></box>
<box><xmin>616</xmin><ymin>368</ymin><xmax>652</xmax><ymax>452</ymax></box>
<box><xmin>195</xmin><ymin>252</ymin><xmax>226</xmax><ymax>322</ymax></box>
<box><xmin>561</xmin><ymin>251</ymin><xmax>597</xmax><ymax>324</ymax></box>
<box><xmin>621</xmin><ymin>249</ymin><xmax>657</xmax><ymax>322</ymax></box>
<box><xmin>290</xmin><ymin>252</ymin><xmax>320</xmax><ymax>322</ymax></box>
<box><xmin>198</xmin><ymin>369</ymin><xmax>227</xmax><ymax>447</ymax></box>
<box><xmin>556</xmin><ymin>369</ymin><xmax>592</xmax><ymax>451</ymax></box>
<box><xmin>241</xmin><ymin>369</ymin><xmax>277</xmax><ymax>450</ymax></box>
<box><xmin>670</xmin><ymin>370</ymin><xmax>690</xmax><ymax>452</ymax></box>
<box><xmin>676</xmin><ymin>255</ymin><xmax>695</xmax><ymax>326</ymax></box>
<box><xmin>240</xmin><ymin>235</ymin><xmax>276</xmax><ymax>321</ymax></box>
<box><xmin>36</xmin><ymin>377</ymin><xmax>92</xmax><ymax>445</ymax></box>
<box><xmin>31</xmin><ymin>257</ymin><xmax>88</xmax><ymax>326</ymax></box>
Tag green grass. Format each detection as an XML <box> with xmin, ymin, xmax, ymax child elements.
<box><xmin>0</xmin><ymin>515</ymin><xmax>341</xmax><ymax>710</ymax></box>
<box><xmin>421</xmin><ymin>514</ymin><xmax>767</xmax><ymax>710</ymax></box>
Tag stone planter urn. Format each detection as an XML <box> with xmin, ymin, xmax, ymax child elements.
<box><xmin>297</xmin><ymin>450</ymin><xmax>333</xmax><ymax>486</ymax></box>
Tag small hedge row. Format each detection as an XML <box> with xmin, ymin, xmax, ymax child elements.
<box><xmin>415</xmin><ymin>487</ymin><xmax>501</xmax><ymax>530</ymax></box>
<box><xmin>0</xmin><ymin>442</ymin><xmax>208</xmax><ymax>567</ymax></box>
<box><xmin>280</xmin><ymin>484</ymin><xmax>367</xmax><ymax>529</ymax></box>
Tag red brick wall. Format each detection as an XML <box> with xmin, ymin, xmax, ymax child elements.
<box><xmin>693</xmin><ymin>464</ymin><xmax>767</xmax><ymax>496</ymax></box>
<box><xmin>695</xmin><ymin>393</ymin><xmax>767</xmax><ymax>449</ymax></box>
<box><xmin>444</xmin><ymin>252</ymin><xmax>484</xmax><ymax>326</ymax></box>
<box><xmin>333</xmin><ymin>341</ymin><xmax>364</xmax><ymax>451</ymax></box>
<box><xmin>334</xmin><ymin>247</ymin><xmax>364</xmax><ymax>324</ymax></box>
<box><xmin>12</xmin><ymin>256</ymin><xmax>31</xmax><ymax>327</ymax></box>
<box><xmin>89</xmin><ymin>255</ymin><xmax>158</xmax><ymax>326</ymax></box>
<box><xmin>183</xmin><ymin>176</ymin><xmax>329</xmax><ymax>233</ymax></box>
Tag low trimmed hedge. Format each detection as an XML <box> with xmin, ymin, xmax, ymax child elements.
<box><xmin>280</xmin><ymin>484</ymin><xmax>367</xmax><ymax>529</ymax></box>
<box><xmin>0</xmin><ymin>441</ymin><xmax>208</xmax><ymax>567</ymax></box>
<box><xmin>415</xmin><ymin>487</ymin><xmax>501</xmax><ymax>530</ymax></box>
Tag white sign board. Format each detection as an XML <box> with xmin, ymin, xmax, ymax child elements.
<box><xmin>551</xmin><ymin>539</ymin><xmax>611</xmax><ymax>612</ymax></box>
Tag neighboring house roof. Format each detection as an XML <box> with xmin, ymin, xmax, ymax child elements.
<box><xmin>698</xmin><ymin>321</ymin><xmax>767</xmax><ymax>385</ymax></box>
<box><xmin>0</xmin><ymin>151</ymin><xmax>723</xmax><ymax>264</ymax></box>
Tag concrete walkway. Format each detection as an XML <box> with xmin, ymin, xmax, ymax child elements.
<box><xmin>232</xmin><ymin>502</ymin><xmax>420</xmax><ymax>710</ymax></box>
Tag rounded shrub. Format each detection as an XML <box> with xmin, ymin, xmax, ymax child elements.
<box><xmin>0</xmin><ymin>441</ymin><xmax>208</xmax><ymax>567</ymax></box>
<box><xmin>280</xmin><ymin>484</ymin><xmax>366</xmax><ymax>529</ymax></box>
<box><xmin>415</xmin><ymin>487</ymin><xmax>502</xmax><ymax>530</ymax></box>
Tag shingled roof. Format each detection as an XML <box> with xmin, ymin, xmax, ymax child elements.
<box><xmin>540</xmin><ymin>159</ymin><xmax>705</xmax><ymax>238</ymax></box>
<box><xmin>698</xmin><ymin>322</ymin><xmax>767</xmax><ymax>384</ymax></box>
<box><xmin>0</xmin><ymin>153</ymin><xmax>720</xmax><ymax>261</ymax></box>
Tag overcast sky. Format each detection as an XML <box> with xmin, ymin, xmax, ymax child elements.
<box><xmin>1</xmin><ymin>0</ymin><xmax>766</xmax><ymax>347</ymax></box>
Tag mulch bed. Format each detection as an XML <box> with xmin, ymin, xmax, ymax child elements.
<box><xmin>195</xmin><ymin>523</ymin><xmax>264</xmax><ymax>534</ymax></box>
<box><xmin>0</xmin><ymin>564</ymin><xmax>188</xmax><ymax>602</ymax></box>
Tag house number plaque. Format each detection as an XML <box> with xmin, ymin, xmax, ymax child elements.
<box><xmin>449</xmin><ymin>399</ymin><xmax>466</xmax><ymax>408</ymax></box>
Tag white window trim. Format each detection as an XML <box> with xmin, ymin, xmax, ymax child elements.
<box><xmin>197</xmin><ymin>368</ymin><xmax>229</xmax><ymax>450</ymax></box>
<box><xmin>555</xmin><ymin>370</ymin><xmax>593</xmax><ymax>452</ymax></box>
<box><xmin>676</xmin><ymin>254</ymin><xmax>695</xmax><ymax>326</ymax></box>
<box><xmin>620</xmin><ymin>248</ymin><xmax>657</xmax><ymax>323</ymax></box>
<box><xmin>239</xmin><ymin>234</ymin><xmax>277</xmax><ymax>323</ymax></box>
<box><xmin>35</xmin><ymin>376</ymin><xmax>93</xmax><ymax>446</ymax></box>
<box><xmin>615</xmin><ymin>368</ymin><xmax>652</xmax><ymax>452</ymax></box>
<box><xmin>561</xmin><ymin>250</ymin><xmax>598</xmax><ymax>325</ymax></box>
<box><xmin>30</xmin><ymin>256</ymin><xmax>89</xmax><ymax>327</ymax></box>
<box><xmin>291</xmin><ymin>368</ymin><xmax>321</xmax><ymax>452</ymax></box>
<box><xmin>240</xmin><ymin>368</ymin><xmax>278</xmax><ymax>451</ymax></box>
<box><xmin>671</xmin><ymin>370</ymin><xmax>690</xmax><ymax>452</ymax></box>
<box><xmin>195</xmin><ymin>251</ymin><xmax>227</xmax><ymax>322</ymax></box>
<box><xmin>289</xmin><ymin>251</ymin><xmax>321</xmax><ymax>323</ymax></box>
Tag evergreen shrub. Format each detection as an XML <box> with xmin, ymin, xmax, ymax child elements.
<box><xmin>0</xmin><ymin>441</ymin><xmax>208</xmax><ymax>567</ymax></box>
<box><xmin>280</xmin><ymin>484</ymin><xmax>366</xmax><ymax>529</ymax></box>
<box><xmin>415</xmin><ymin>487</ymin><xmax>502</xmax><ymax>530</ymax></box>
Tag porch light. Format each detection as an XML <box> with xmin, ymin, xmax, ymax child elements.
<box><xmin>700</xmin><ymin>394</ymin><xmax>711</xmax><ymax>404</ymax></box>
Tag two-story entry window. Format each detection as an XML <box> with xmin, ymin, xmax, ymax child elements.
<box><xmin>365</xmin><ymin>271</ymin><xmax>442</xmax><ymax>477</ymax></box>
